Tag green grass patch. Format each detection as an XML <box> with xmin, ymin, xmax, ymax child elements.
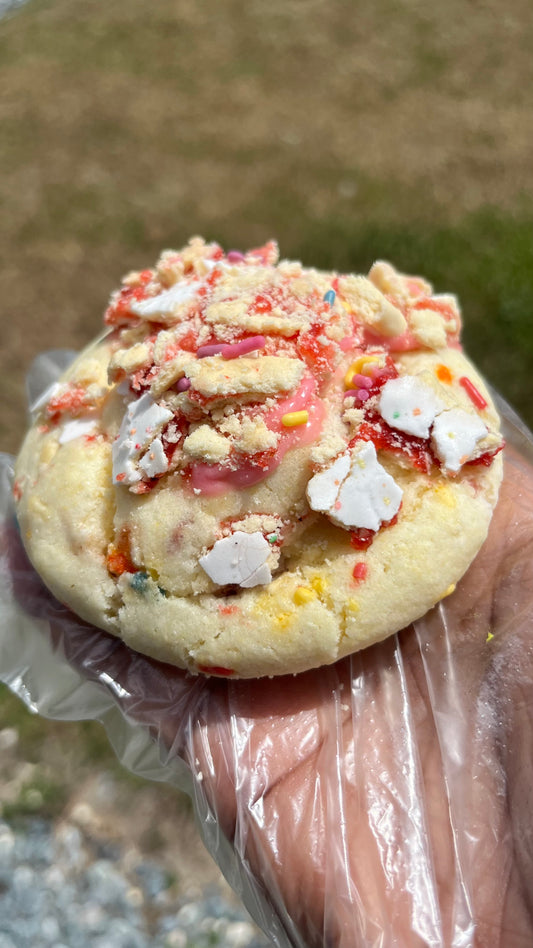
<box><xmin>292</xmin><ymin>206</ymin><xmax>533</xmax><ymax>425</ymax></box>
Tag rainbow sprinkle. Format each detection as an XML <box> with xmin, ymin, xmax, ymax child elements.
<box><xmin>221</xmin><ymin>335</ymin><xmax>266</xmax><ymax>359</ymax></box>
<box><xmin>459</xmin><ymin>376</ymin><xmax>488</xmax><ymax>411</ymax></box>
<box><xmin>281</xmin><ymin>410</ymin><xmax>309</xmax><ymax>427</ymax></box>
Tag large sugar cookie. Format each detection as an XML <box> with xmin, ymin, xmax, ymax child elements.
<box><xmin>14</xmin><ymin>239</ymin><xmax>503</xmax><ymax>678</ymax></box>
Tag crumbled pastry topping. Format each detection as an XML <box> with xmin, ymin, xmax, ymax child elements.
<box><xmin>183</xmin><ymin>424</ymin><xmax>231</xmax><ymax>463</ymax></box>
<box><xmin>36</xmin><ymin>238</ymin><xmax>503</xmax><ymax>591</ymax></box>
<box><xmin>337</xmin><ymin>275</ymin><xmax>407</xmax><ymax>337</ymax></box>
<box><xmin>109</xmin><ymin>343</ymin><xmax>151</xmax><ymax>380</ymax></box>
<box><xmin>184</xmin><ymin>355</ymin><xmax>306</xmax><ymax>400</ymax></box>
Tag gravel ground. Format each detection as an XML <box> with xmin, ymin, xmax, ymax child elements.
<box><xmin>0</xmin><ymin>721</ymin><xmax>273</xmax><ymax>948</ymax></box>
<box><xmin>0</xmin><ymin>816</ymin><xmax>272</xmax><ymax>948</ymax></box>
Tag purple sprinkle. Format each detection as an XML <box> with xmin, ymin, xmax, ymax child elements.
<box><xmin>196</xmin><ymin>343</ymin><xmax>224</xmax><ymax>358</ymax></box>
<box><xmin>176</xmin><ymin>377</ymin><xmax>191</xmax><ymax>392</ymax></box>
<box><xmin>227</xmin><ymin>250</ymin><xmax>246</xmax><ymax>263</ymax></box>
<box><xmin>352</xmin><ymin>374</ymin><xmax>373</xmax><ymax>389</ymax></box>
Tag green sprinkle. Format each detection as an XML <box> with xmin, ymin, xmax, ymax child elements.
<box><xmin>393</xmin><ymin>411</ymin><xmax>400</xmax><ymax>419</ymax></box>
<box><xmin>130</xmin><ymin>571</ymin><xmax>150</xmax><ymax>593</ymax></box>
<box><xmin>267</xmin><ymin>533</ymin><xmax>278</xmax><ymax>544</ymax></box>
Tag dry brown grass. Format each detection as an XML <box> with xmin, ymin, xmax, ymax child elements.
<box><xmin>2</xmin><ymin>0</ymin><xmax>533</xmax><ymax>450</ymax></box>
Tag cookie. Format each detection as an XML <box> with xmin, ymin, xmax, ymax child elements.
<box><xmin>14</xmin><ymin>239</ymin><xmax>504</xmax><ymax>678</ymax></box>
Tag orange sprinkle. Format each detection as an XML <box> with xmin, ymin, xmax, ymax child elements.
<box><xmin>218</xmin><ymin>604</ymin><xmax>239</xmax><ymax>616</ymax></box>
<box><xmin>107</xmin><ymin>548</ymin><xmax>135</xmax><ymax>576</ymax></box>
<box><xmin>436</xmin><ymin>364</ymin><xmax>453</xmax><ymax>384</ymax></box>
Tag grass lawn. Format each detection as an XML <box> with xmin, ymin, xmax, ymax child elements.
<box><xmin>0</xmin><ymin>0</ymin><xmax>532</xmax><ymax>851</ymax></box>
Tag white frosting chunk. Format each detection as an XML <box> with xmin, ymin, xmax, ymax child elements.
<box><xmin>306</xmin><ymin>453</ymin><xmax>351</xmax><ymax>512</ymax></box>
<box><xmin>112</xmin><ymin>393</ymin><xmax>173</xmax><ymax>484</ymax></box>
<box><xmin>199</xmin><ymin>531</ymin><xmax>272</xmax><ymax>588</ymax></box>
<box><xmin>138</xmin><ymin>438</ymin><xmax>169</xmax><ymax>477</ymax></box>
<box><xmin>59</xmin><ymin>419</ymin><xmax>98</xmax><ymax>444</ymax></box>
<box><xmin>379</xmin><ymin>376</ymin><xmax>443</xmax><ymax>439</ymax></box>
<box><xmin>431</xmin><ymin>409</ymin><xmax>488</xmax><ymax>474</ymax></box>
<box><xmin>130</xmin><ymin>280</ymin><xmax>200</xmax><ymax>319</ymax></box>
<box><xmin>307</xmin><ymin>442</ymin><xmax>402</xmax><ymax>532</ymax></box>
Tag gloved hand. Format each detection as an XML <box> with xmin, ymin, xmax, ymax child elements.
<box><xmin>2</xmin><ymin>426</ymin><xmax>533</xmax><ymax>948</ymax></box>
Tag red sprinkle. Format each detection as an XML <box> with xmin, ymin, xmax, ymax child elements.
<box><xmin>352</xmin><ymin>562</ymin><xmax>368</xmax><ymax>581</ymax></box>
<box><xmin>198</xmin><ymin>665</ymin><xmax>235</xmax><ymax>677</ymax></box>
<box><xmin>459</xmin><ymin>376</ymin><xmax>488</xmax><ymax>410</ymax></box>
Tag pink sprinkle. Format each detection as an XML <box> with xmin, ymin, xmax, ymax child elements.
<box><xmin>345</xmin><ymin>389</ymin><xmax>369</xmax><ymax>403</ymax></box>
<box><xmin>352</xmin><ymin>562</ymin><xmax>368</xmax><ymax>581</ymax></box>
<box><xmin>227</xmin><ymin>250</ymin><xmax>246</xmax><ymax>263</ymax></box>
<box><xmin>176</xmin><ymin>377</ymin><xmax>191</xmax><ymax>392</ymax></box>
<box><xmin>221</xmin><ymin>335</ymin><xmax>266</xmax><ymax>359</ymax></box>
<box><xmin>352</xmin><ymin>374</ymin><xmax>373</xmax><ymax>389</ymax></box>
<box><xmin>339</xmin><ymin>336</ymin><xmax>356</xmax><ymax>352</ymax></box>
<box><xmin>197</xmin><ymin>343</ymin><xmax>224</xmax><ymax>358</ymax></box>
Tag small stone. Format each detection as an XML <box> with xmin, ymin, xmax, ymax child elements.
<box><xmin>164</xmin><ymin>931</ymin><xmax>187</xmax><ymax>948</ymax></box>
<box><xmin>225</xmin><ymin>920</ymin><xmax>259</xmax><ymax>947</ymax></box>
<box><xmin>0</xmin><ymin>729</ymin><xmax>18</xmax><ymax>752</ymax></box>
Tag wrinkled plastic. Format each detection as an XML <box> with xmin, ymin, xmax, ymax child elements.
<box><xmin>2</xmin><ymin>353</ymin><xmax>533</xmax><ymax>948</ymax></box>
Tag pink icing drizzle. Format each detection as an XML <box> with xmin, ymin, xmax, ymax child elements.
<box><xmin>190</xmin><ymin>376</ymin><xmax>324</xmax><ymax>495</ymax></box>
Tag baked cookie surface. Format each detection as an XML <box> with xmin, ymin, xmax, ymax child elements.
<box><xmin>14</xmin><ymin>239</ymin><xmax>503</xmax><ymax>677</ymax></box>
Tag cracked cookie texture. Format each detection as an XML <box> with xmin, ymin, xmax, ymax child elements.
<box><xmin>14</xmin><ymin>239</ymin><xmax>503</xmax><ymax>678</ymax></box>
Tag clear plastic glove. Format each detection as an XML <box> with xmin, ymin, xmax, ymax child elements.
<box><xmin>1</xmin><ymin>356</ymin><xmax>533</xmax><ymax>948</ymax></box>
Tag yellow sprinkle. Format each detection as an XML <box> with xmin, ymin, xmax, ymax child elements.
<box><xmin>442</xmin><ymin>583</ymin><xmax>456</xmax><ymax>598</ymax></box>
<box><xmin>433</xmin><ymin>484</ymin><xmax>457</xmax><ymax>509</ymax></box>
<box><xmin>310</xmin><ymin>574</ymin><xmax>328</xmax><ymax>596</ymax></box>
<box><xmin>275</xmin><ymin>611</ymin><xmax>293</xmax><ymax>629</ymax></box>
<box><xmin>344</xmin><ymin>355</ymin><xmax>380</xmax><ymax>388</ymax></box>
<box><xmin>486</xmin><ymin>631</ymin><xmax>494</xmax><ymax>643</ymax></box>
<box><xmin>347</xmin><ymin>598</ymin><xmax>360</xmax><ymax>613</ymax></box>
<box><xmin>293</xmin><ymin>586</ymin><xmax>317</xmax><ymax>605</ymax></box>
<box><xmin>281</xmin><ymin>410</ymin><xmax>309</xmax><ymax>427</ymax></box>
